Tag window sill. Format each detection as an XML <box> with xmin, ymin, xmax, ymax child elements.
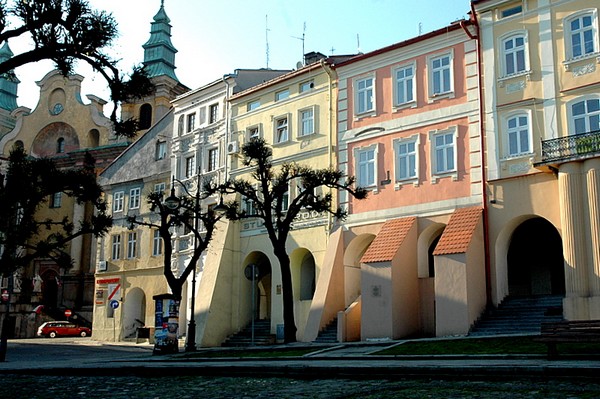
<box><xmin>394</xmin><ymin>178</ymin><xmax>419</xmax><ymax>190</ymax></box>
<box><xmin>393</xmin><ymin>101</ymin><xmax>417</xmax><ymax>112</ymax></box>
<box><xmin>428</xmin><ymin>91</ymin><xmax>454</xmax><ymax>103</ymax></box>
<box><xmin>431</xmin><ymin>171</ymin><xmax>458</xmax><ymax>184</ymax></box>
<box><xmin>501</xmin><ymin>152</ymin><xmax>534</xmax><ymax>162</ymax></box>
<box><xmin>354</xmin><ymin>110</ymin><xmax>376</xmax><ymax>121</ymax></box>
<box><xmin>563</xmin><ymin>53</ymin><xmax>600</xmax><ymax>71</ymax></box>
<box><xmin>497</xmin><ymin>70</ymin><xmax>532</xmax><ymax>86</ymax></box>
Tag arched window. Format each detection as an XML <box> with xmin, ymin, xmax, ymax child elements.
<box><xmin>300</xmin><ymin>253</ymin><xmax>316</xmax><ymax>300</ymax></box>
<box><xmin>564</xmin><ymin>10</ymin><xmax>598</xmax><ymax>60</ymax></box>
<box><xmin>139</xmin><ymin>103</ymin><xmax>152</xmax><ymax>130</ymax></box>
<box><xmin>501</xmin><ymin>33</ymin><xmax>527</xmax><ymax>76</ymax></box>
<box><xmin>570</xmin><ymin>97</ymin><xmax>600</xmax><ymax>134</ymax></box>
<box><xmin>177</xmin><ymin>115</ymin><xmax>184</xmax><ymax>136</ymax></box>
<box><xmin>56</xmin><ymin>137</ymin><xmax>65</xmax><ymax>153</ymax></box>
<box><xmin>506</xmin><ymin>113</ymin><xmax>531</xmax><ymax>156</ymax></box>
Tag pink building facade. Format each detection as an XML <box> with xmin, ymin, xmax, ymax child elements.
<box><xmin>329</xmin><ymin>22</ymin><xmax>486</xmax><ymax>338</ymax></box>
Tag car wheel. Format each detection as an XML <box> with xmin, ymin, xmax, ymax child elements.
<box><xmin>80</xmin><ymin>331</ymin><xmax>87</xmax><ymax>337</ymax></box>
<box><xmin>49</xmin><ymin>331</ymin><xmax>57</xmax><ymax>338</ymax></box>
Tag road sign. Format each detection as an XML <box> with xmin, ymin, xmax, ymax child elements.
<box><xmin>64</xmin><ymin>309</ymin><xmax>72</xmax><ymax>317</ymax></box>
<box><xmin>107</xmin><ymin>283</ymin><xmax>121</xmax><ymax>301</ymax></box>
<box><xmin>109</xmin><ymin>299</ymin><xmax>119</xmax><ymax>309</ymax></box>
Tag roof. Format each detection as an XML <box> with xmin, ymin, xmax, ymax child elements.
<box><xmin>361</xmin><ymin>217</ymin><xmax>417</xmax><ymax>263</ymax></box>
<box><xmin>433</xmin><ymin>207</ymin><xmax>482</xmax><ymax>255</ymax></box>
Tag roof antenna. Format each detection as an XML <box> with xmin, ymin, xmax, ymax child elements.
<box><xmin>265</xmin><ymin>15</ymin><xmax>270</xmax><ymax>69</ymax></box>
<box><xmin>291</xmin><ymin>22</ymin><xmax>306</xmax><ymax>65</ymax></box>
<box><xmin>418</xmin><ymin>22</ymin><xmax>423</xmax><ymax>36</ymax></box>
<box><xmin>357</xmin><ymin>34</ymin><xmax>361</xmax><ymax>54</ymax></box>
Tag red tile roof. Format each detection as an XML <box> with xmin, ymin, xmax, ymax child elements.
<box><xmin>433</xmin><ymin>207</ymin><xmax>483</xmax><ymax>256</ymax></box>
<box><xmin>361</xmin><ymin>217</ymin><xmax>417</xmax><ymax>263</ymax></box>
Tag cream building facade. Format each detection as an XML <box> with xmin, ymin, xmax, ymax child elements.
<box><xmin>473</xmin><ymin>0</ymin><xmax>600</xmax><ymax>319</ymax></box>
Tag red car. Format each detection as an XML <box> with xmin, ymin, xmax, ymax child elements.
<box><xmin>37</xmin><ymin>321</ymin><xmax>92</xmax><ymax>338</ymax></box>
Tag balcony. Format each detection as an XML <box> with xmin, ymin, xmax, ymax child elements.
<box><xmin>536</xmin><ymin>130</ymin><xmax>600</xmax><ymax>167</ymax></box>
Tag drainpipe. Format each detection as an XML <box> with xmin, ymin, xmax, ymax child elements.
<box><xmin>321</xmin><ymin>59</ymin><xmax>336</xmax><ymax>237</ymax></box>
<box><xmin>222</xmin><ymin>74</ymin><xmax>232</xmax><ymax>184</ymax></box>
<box><xmin>464</xmin><ymin>5</ymin><xmax>493</xmax><ymax>307</ymax></box>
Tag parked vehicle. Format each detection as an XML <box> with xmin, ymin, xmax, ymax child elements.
<box><xmin>37</xmin><ymin>321</ymin><xmax>92</xmax><ymax>338</ymax></box>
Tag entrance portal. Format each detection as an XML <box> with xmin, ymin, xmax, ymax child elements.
<box><xmin>507</xmin><ymin>217</ymin><xmax>565</xmax><ymax>296</ymax></box>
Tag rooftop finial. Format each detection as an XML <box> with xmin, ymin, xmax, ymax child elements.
<box><xmin>161</xmin><ymin>0</ymin><xmax>164</xmax><ymax>7</ymax></box>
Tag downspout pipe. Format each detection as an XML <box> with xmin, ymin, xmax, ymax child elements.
<box><xmin>463</xmin><ymin>4</ymin><xmax>493</xmax><ymax>306</ymax></box>
<box><xmin>320</xmin><ymin>58</ymin><xmax>336</xmax><ymax>236</ymax></box>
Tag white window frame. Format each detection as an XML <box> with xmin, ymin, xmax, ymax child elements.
<box><xmin>274</xmin><ymin>114</ymin><xmax>290</xmax><ymax>144</ymax></box>
<box><xmin>242</xmin><ymin>195</ymin><xmax>257</xmax><ymax>216</ymax></box>
<box><xmin>499</xmin><ymin>31</ymin><xmax>530</xmax><ymax>78</ymax></box>
<box><xmin>275</xmin><ymin>89</ymin><xmax>290</xmax><ymax>101</ymax></box>
<box><xmin>393</xmin><ymin>62</ymin><xmax>416</xmax><ymax>107</ymax></box>
<box><xmin>154</xmin><ymin>182</ymin><xmax>166</xmax><ymax>195</ymax></box>
<box><xmin>111</xmin><ymin>234</ymin><xmax>121</xmax><ymax>260</ymax></box>
<box><xmin>353</xmin><ymin>144</ymin><xmax>378</xmax><ymax>190</ymax></box>
<box><xmin>246</xmin><ymin>125</ymin><xmax>261</xmax><ymax>142</ymax></box>
<box><xmin>209</xmin><ymin>103</ymin><xmax>219</xmax><ymax>124</ymax></box>
<box><xmin>152</xmin><ymin>229</ymin><xmax>162</xmax><ymax>256</ymax></box>
<box><xmin>206</xmin><ymin>147</ymin><xmax>219</xmax><ymax>172</ymax></box>
<box><xmin>503</xmin><ymin>111</ymin><xmax>532</xmax><ymax>158</ymax></box>
<box><xmin>155</xmin><ymin>140</ymin><xmax>167</xmax><ymax>160</ymax></box>
<box><xmin>568</xmin><ymin>95</ymin><xmax>600</xmax><ymax>135</ymax></box>
<box><xmin>113</xmin><ymin>191</ymin><xmax>124</xmax><ymax>213</ymax></box>
<box><xmin>428</xmin><ymin>51</ymin><xmax>454</xmax><ymax>99</ymax></box>
<box><xmin>564</xmin><ymin>10</ymin><xmax>599</xmax><ymax>62</ymax></box>
<box><xmin>299</xmin><ymin>80</ymin><xmax>314</xmax><ymax>93</ymax></box>
<box><xmin>127</xmin><ymin>231</ymin><xmax>137</xmax><ymax>259</ymax></box>
<box><xmin>393</xmin><ymin>135</ymin><xmax>419</xmax><ymax>186</ymax></box>
<box><xmin>429</xmin><ymin>126</ymin><xmax>458</xmax><ymax>182</ymax></box>
<box><xmin>50</xmin><ymin>192</ymin><xmax>62</xmax><ymax>208</ymax></box>
<box><xmin>298</xmin><ymin>106</ymin><xmax>316</xmax><ymax>137</ymax></box>
<box><xmin>129</xmin><ymin>187</ymin><xmax>141</xmax><ymax>210</ymax></box>
<box><xmin>186</xmin><ymin>113</ymin><xmax>196</xmax><ymax>133</ymax></box>
<box><xmin>247</xmin><ymin>99</ymin><xmax>260</xmax><ymax>112</ymax></box>
<box><xmin>354</xmin><ymin>75</ymin><xmax>375</xmax><ymax>116</ymax></box>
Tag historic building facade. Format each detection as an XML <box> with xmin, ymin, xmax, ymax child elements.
<box><xmin>330</xmin><ymin>21</ymin><xmax>484</xmax><ymax>339</ymax></box>
<box><xmin>473</xmin><ymin>0</ymin><xmax>600</xmax><ymax>320</ymax></box>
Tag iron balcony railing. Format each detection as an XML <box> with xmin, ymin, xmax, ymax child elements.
<box><xmin>540</xmin><ymin>130</ymin><xmax>600</xmax><ymax>163</ymax></box>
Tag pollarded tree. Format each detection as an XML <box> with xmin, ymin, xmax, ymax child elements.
<box><xmin>216</xmin><ymin>138</ymin><xmax>367</xmax><ymax>343</ymax></box>
<box><xmin>0</xmin><ymin>0</ymin><xmax>153</xmax><ymax>137</ymax></box>
<box><xmin>0</xmin><ymin>147</ymin><xmax>112</xmax><ymax>278</ymax></box>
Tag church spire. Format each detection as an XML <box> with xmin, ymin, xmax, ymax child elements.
<box><xmin>0</xmin><ymin>42</ymin><xmax>19</xmax><ymax>111</ymax></box>
<box><xmin>142</xmin><ymin>1</ymin><xmax>179</xmax><ymax>81</ymax></box>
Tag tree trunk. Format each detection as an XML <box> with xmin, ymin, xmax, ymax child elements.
<box><xmin>275</xmin><ymin>248</ymin><xmax>297</xmax><ymax>343</ymax></box>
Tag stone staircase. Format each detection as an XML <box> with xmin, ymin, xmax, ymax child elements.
<box><xmin>221</xmin><ymin>319</ymin><xmax>275</xmax><ymax>347</ymax></box>
<box><xmin>468</xmin><ymin>295</ymin><xmax>564</xmax><ymax>336</ymax></box>
<box><xmin>314</xmin><ymin>318</ymin><xmax>338</xmax><ymax>343</ymax></box>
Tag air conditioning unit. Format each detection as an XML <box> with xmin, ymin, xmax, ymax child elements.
<box><xmin>227</xmin><ymin>141</ymin><xmax>239</xmax><ymax>154</ymax></box>
<box><xmin>97</xmin><ymin>260</ymin><xmax>107</xmax><ymax>271</ymax></box>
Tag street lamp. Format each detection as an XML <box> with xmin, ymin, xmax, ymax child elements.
<box><xmin>164</xmin><ymin>175</ymin><xmax>200</xmax><ymax>352</ymax></box>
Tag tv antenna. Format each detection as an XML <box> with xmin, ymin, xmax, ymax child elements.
<box><xmin>265</xmin><ymin>15</ymin><xmax>270</xmax><ymax>68</ymax></box>
<box><xmin>357</xmin><ymin>33</ymin><xmax>361</xmax><ymax>54</ymax></box>
<box><xmin>291</xmin><ymin>22</ymin><xmax>306</xmax><ymax>65</ymax></box>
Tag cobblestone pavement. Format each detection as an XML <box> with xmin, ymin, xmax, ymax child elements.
<box><xmin>1</xmin><ymin>375</ymin><xmax>599</xmax><ymax>399</ymax></box>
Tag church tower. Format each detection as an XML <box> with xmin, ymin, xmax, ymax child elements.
<box><xmin>120</xmin><ymin>0</ymin><xmax>189</xmax><ymax>133</ymax></box>
<box><xmin>0</xmin><ymin>42</ymin><xmax>19</xmax><ymax>136</ymax></box>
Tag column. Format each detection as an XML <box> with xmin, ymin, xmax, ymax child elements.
<box><xmin>584</xmin><ymin>159</ymin><xmax>600</xmax><ymax>318</ymax></box>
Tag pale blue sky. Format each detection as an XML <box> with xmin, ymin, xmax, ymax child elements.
<box><xmin>13</xmin><ymin>0</ymin><xmax>470</xmax><ymax>110</ymax></box>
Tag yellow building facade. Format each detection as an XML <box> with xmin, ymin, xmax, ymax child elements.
<box><xmin>474</xmin><ymin>0</ymin><xmax>600</xmax><ymax>319</ymax></box>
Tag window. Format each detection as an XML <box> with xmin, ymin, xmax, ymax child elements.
<box><xmin>139</xmin><ymin>103</ymin><xmax>152</xmax><ymax>129</ymax></box>
<box><xmin>185</xmin><ymin>156</ymin><xmax>196</xmax><ymax>178</ymax></box>
<box><xmin>247</xmin><ymin>126</ymin><xmax>260</xmax><ymax>141</ymax></box>
<box><xmin>566</xmin><ymin>12</ymin><xmax>597</xmax><ymax>59</ymax></box>
<box><xmin>155</xmin><ymin>140</ymin><xmax>167</xmax><ymax>160</ymax></box>
<box><xmin>394</xmin><ymin>64</ymin><xmax>415</xmax><ymax>105</ymax></box>
<box><xmin>207</xmin><ymin>148</ymin><xmax>218</xmax><ymax>172</ymax></box>
<box><xmin>430</xmin><ymin>53</ymin><xmax>452</xmax><ymax>96</ymax></box>
<box><xmin>127</xmin><ymin>232</ymin><xmax>137</xmax><ymax>259</ymax></box>
<box><xmin>152</xmin><ymin>230</ymin><xmax>162</xmax><ymax>256</ymax></box>
<box><xmin>129</xmin><ymin>187</ymin><xmax>141</xmax><ymax>210</ymax></box>
<box><xmin>394</xmin><ymin>138</ymin><xmax>417</xmax><ymax>181</ymax></box>
<box><xmin>506</xmin><ymin>114</ymin><xmax>531</xmax><ymax>156</ymax></box>
<box><xmin>50</xmin><ymin>192</ymin><xmax>62</xmax><ymax>208</ymax></box>
<box><xmin>299</xmin><ymin>108</ymin><xmax>314</xmax><ymax>136</ymax></box>
<box><xmin>111</xmin><ymin>235</ymin><xmax>121</xmax><ymax>260</ymax></box>
<box><xmin>572</xmin><ymin>98</ymin><xmax>600</xmax><ymax>134</ymax></box>
<box><xmin>282</xmin><ymin>183</ymin><xmax>290</xmax><ymax>212</ymax></box>
<box><xmin>154</xmin><ymin>182</ymin><xmax>166</xmax><ymax>196</ymax></box>
<box><xmin>275</xmin><ymin>89</ymin><xmax>290</xmax><ymax>101</ymax></box>
<box><xmin>501</xmin><ymin>5</ymin><xmax>522</xmax><ymax>18</ymax></box>
<box><xmin>355</xmin><ymin>146</ymin><xmax>377</xmax><ymax>188</ymax></box>
<box><xmin>209</xmin><ymin>103</ymin><xmax>219</xmax><ymax>123</ymax></box>
<box><xmin>299</xmin><ymin>80</ymin><xmax>314</xmax><ymax>93</ymax></box>
<box><xmin>275</xmin><ymin>116</ymin><xmax>289</xmax><ymax>143</ymax></box>
<box><xmin>503</xmin><ymin>34</ymin><xmax>527</xmax><ymax>76</ymax></box>
<box><xmin>199</xmin><ymin>107</ymin><xmax>206</xmax><ymax>125</ymax></box>
<box><xmin>177</xmin><ymin>115</ymin><xmax>184</xmax><ymax>136</ymax></box>
<box><xmin>56</xmin><ymin>137</ymin><xmax>65</xmax><ymax>153</ymax></box>
<box><xmin>356</xmin><ymin>77</ymin><xmax>374</xmax><ymax>114</ymax></box>
<box><xmin>113</xmin><ymin>191</ymin><xmax>124</xmax><ymax>212</ymax></box>
<box><xmin>243</xmin><ymin>196</ymin><xmax>257</xmax><ymax>216</ymax></box>
<box><xmin>186</xmin><ymin>113</ymin><xmax>196</xmax><ymax>133</ymax></box>
<box><xmin>432</xmin><ymin>130</ymin><xmax>456</xmax><ymax>174</ymax></box>
<box><xmin>247</xmin><ymin>100</ymin><xmax>260</xmax><ymax>111</ymax></box>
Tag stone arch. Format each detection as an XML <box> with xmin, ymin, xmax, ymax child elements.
<box><xmin>242</xmin><ymin>252</ymin><xmax>272</xmax><ymax>321</ymax></box>
<box><xmin>122</xmin><ymin>287</ymin><xmax>146</xmax><ymax>339</ymax></box>
<box><xmin>40</xmin><ymin>269</ymin><xmax>59</xmax><ymax>311</ymax></box>
<box><xmin>32</xmin><ymin>122</ymin><xmax>80</xmax><ymax>157</ymax></box>
<box><xmin>343</xmin><ymin>233</ymin><xmax>376</xmax><ymax>308</ymax></box>
<box><xmin>290</xmin><ymin>248</ymin><xmax>316</xmax><ymax>301</ymax></box>
<box><xmin>506</xmin><ymin>217</ymin><xmax>565</xmax><ymax>296</ymax></box>
<box><xmin>88</xmin><ymin>129</ymin><xmax>100</xmax><ymax>148</ymax></box>
<box><xmin>417</xmin><ymin>223</ymin><xmax>446</xmax><ymax>278</ymax></box>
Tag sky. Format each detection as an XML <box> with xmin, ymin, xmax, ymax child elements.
<box><xmin>10</xmin><ymin>0</ymin><xmax>470</xmax><ymax>111</ymax></box>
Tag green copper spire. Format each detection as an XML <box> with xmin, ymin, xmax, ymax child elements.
<box><xmin>0</xmin><ymin>42</ymin><xmax>19</xmax><ymax>111</ymax></box>
<box><xmin>142</xmin><ymin>1</ymin><xmax>179</xmax><ymax>81</ymax></box>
